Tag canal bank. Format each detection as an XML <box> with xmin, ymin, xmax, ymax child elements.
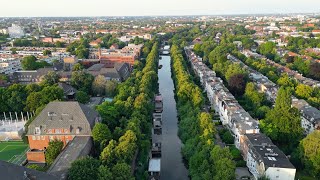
<box><xmin>158</xmin><ymin>52</ymin><xmax>189</xmax><ymax>180</ymax></box>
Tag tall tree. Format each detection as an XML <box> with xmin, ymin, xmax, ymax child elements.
<box><xmin>92</xmin><ymin>75</ymin><xmax>106</xmax><ymax>96</ymax></box>
<box><xmin>68</xmin><ymin>156</ymin><xmax>100</xmax><ymax>180</ymax></box>
<box><xmin>261</xmin><ymin>87</ymin><xmax>303</xmax><ymax>151</ymax></box>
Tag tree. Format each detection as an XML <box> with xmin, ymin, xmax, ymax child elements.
<box><xmin>258</xmin><ymin>42</ymin><xmax>276</xmax><ymax>59</ymax></box>
<box><xmin>97</xmin><ymin>102</ymin><xmax>120</xmax><ymax>130</ymax></box>
<box><xmin>228</xmin><ymin>73</ymin><xmax>247</xmax><ymax>96</ymax></box>
<box><xmin>76</xmin><ymin>91</ymin><xmax>90</xmax><ymax>104</ymax></box>
<box><xmin>10</xmin><ymin>48</ymin><xmax>17</xmax><ymax>54</ymax></box>
<box><xmin>310</xmin><ymin>62</ymin><xmax>320</xmax><ymax>80</ymax></box>
<box><xmin>68</xmin><ymin>156</ymin><xmax>100</xmax><ymax>180</ymax></box>
<box><xmin>21</xmin><ymin>55</ymin><xmax>50</xmax><ymax>70</ymax></box>
<box><xmin>21</xmin><ymin>55</ymin><xmax>38</xmax><ymax>70</ymax></box>
<box><xmin>98</xmin><ymin>165</ymin><xmax>112</xmax><ymax>180</ymax></box>
<box><xmin>100</xmin><ymin>140</ymin><xmax>117</xmax><ymax>166</ymax></box>
<box><xmin>43</xmin><ymin>50</ymin><xmax>52</xmax><ymax>56</ymax></box>
<box><xmin>222</xmin><ymin>130</ymin><xmax>234</xmax><ymax>144</ymax></box>
<box><xmin>299</xmin><ymin>131</ymin><xmax>320</xmax><ymax>178</ymax></box>
<box><xmin>295</xmin><ymin>84</ymin><xmax>313</xmax><ymax>99</ymax></box>
<box><xmin>72</xmin><ymin>63</ymin><xmax>84</xmax><ymax>71</ymax></box>
<box><xmin>105</xmin><ymin>80</ymin><xmax>118</xmax><ymax>97</ymax></box>
<box><xmin>41</xmin><ymin>71</ymin><xmax>60</xmax><ymax>86</ymax></box>
<box><xmin>40</xmin><ymin>85</ymin><xmax>64</xmax><ymax>105</ymax></box>
<box><xmin>92</xmin><ymin>123</ymin><xmax>112</xmax><ymax>145</ymax></box>
<box><xmin>45</xmin><ymin>140</ymin><xmax>63</xmax><ymax>165</ymax></box>
<box><xmin>261</xmin><ymin>87</ymin><xmax>303</xmax><ymax>150</ymax></box>
<box><xmin>111</xmin><ymin>163</ymin><xmax>134</xmax><ymax>180</ymax></box>
<box><xmin>92</xmin><ymin>75</ymin><xmax>106</xmax><ymax>96</ymax></box>
<box><xmin>71</xmin><ymin>71</ymin><xmax>94</xmax><ymax>93</ymax></box>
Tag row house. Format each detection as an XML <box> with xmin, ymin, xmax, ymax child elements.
<box><xmin>185</xmin><ymin>46</ymin><xmax>260</xmax><ymax>147</ymax></box>
<box><xmin>292</xmin><ymin>99</ymin><xmax>320</xmax><ymax>134</ymax></box>
<box><xmin>186</xmin><ymin>47</ymin><xmax>295</xmax><ymax>180</ymax></box>
<box><xmin>243</xmin><ymin>134</ymin><xmax>296</xmax><ymax>180</ymax></box>
<box><xmin>229</xmin><ymin>53</ymin><xmax>320</xmax><ymax>135</ymax></box>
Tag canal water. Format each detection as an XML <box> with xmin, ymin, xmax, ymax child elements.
<box><xmin>158</xmin><ymin>53</ymin><xmax>189</xmax><ymax>180</ymax></box>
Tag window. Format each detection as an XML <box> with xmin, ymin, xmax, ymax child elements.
<box><xmin>64</xmin><ymin>129</ymin><xmax>69</xmax><ymax>133</ymax></box>
<box><xmin>41</xmin><ymin>136</ymin><xmax>45</xmax><ymax>140</ymax></box>
<box><xmin>32</xmin><ymin>136</ymin><xmax>36</xmax><ymax>140</ymax></box>
<box><xmin>56</xmin><ymin>129</ymin><xmax>61</xmax><ymax>134</ymax></box>
<box><xmin>49</xmin><ymin>136</ymin><xmax>54</xmax><ymax>141</ymax></box>
<box><xmin>35</xmin><ymin>127</ymin><xmax>41</xmax><ymax>135</ymax></box>
<box><xmin>36</xmin><ymin>136</ymin><xmax>40</xmax><ymax>140</ymax></box>
<box><xmin>48</xmin><ymin>129</ymin><xmax>52</xmax><ymax>134</ymax></box>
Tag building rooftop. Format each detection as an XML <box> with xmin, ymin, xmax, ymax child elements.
<box><xmin>27</xmin><ymin>102</ymin><xmax>98</xmax><ymax>136</ymax></box>
<box><xmin>246</xmin><ymin>134</ymin><xmax>295</xmax><ymax>169</ymax></box>
<box><xmin>47</xmin><ymin>136</ymin><xmax>92</xmax><ymax>179</ymax></box>
<box><xmin>148</xmin><ymin>158</ymin><xmax>161</xmax><ymax>172</ymax></box>
<box><xmin>0</xmin><ymin>160</ymin><xmax>58</xmax><ymax>180</ymax></box>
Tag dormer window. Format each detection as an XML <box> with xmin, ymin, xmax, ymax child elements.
<box><xmin>35</xmin><ymin>127</ymin><xmax>41</xmax><ymax>135</ymax></box>
<box><xmin>76</xmin><ymin>127</ymin><xmax>80</xmax><ymax>134</ymax></box>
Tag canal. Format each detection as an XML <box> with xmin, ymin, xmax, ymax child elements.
<box><xmin>158</xmin><ymin>49</ymin><xmax>189</xmax><ymax>180</ymax></box>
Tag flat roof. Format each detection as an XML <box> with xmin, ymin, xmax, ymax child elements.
<box><xmin>148</xmin><ymin>158</ymin><xmax>161</xmax><ymax>172</ymax></box>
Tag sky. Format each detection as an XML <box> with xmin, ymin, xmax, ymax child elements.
<box><xmin>1</xmin><ymin>0</ymin><xmax>320</xmax><ymax>17</ymax></box>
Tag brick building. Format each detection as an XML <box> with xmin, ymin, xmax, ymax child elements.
<box><xmin>26</xmin><ymin>101</ymin><xmax>99</xmax><ymax>163</ymax></box>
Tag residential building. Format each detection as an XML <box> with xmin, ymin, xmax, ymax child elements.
<box><xmin>26</xmin><ymin>101</ymin><xmax>99</xmax><ymax>163</ymax></box>
<box><xmin>243</xmin><ymin>134</ymin><xmax>296</xmax><ymax>180</ymax></box>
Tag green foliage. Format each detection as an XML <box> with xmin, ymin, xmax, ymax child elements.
<box><xmin>72</xmin><ymin>63</ymin><xmax>84</xmax><ymax>71</ymax></box>
<box><xmin>21</xmin><ymin>55</ymin><xmax>50</xmax><ymax>70</ymax></box>
<box><xmin>41</xmin><ymin>71</ymin><xmax>60</xmax><ymax>86</ymax></box>
<box><xmin>75</xmin><ymin>91</ymin><xmax>90</xmax><ymax>104</ymax></box>
<box><xmin>258</xmin><ymin>42</ymin><xmax>276</xmax><ymax>60</ymax></box>
<box><xmin>261</xmin><ymin>87</ymin><xmax>303</xmax><ymax>153</ymax></box>
<box><xmin>68</xmin><ymin>156</ymin><xmax>100</xmax><ymax>180</ymax></box>
<box><xmin>299</xmin><ymin>131</ymin><xmax>320</xmax><ymax>178</ymax></box>
<box><xmin>92</xmin><ymin>123</ymin><xmax>112</xmax><ymax>145</ymax></box>
<box><xmin>92</xmin><ymin>75</ymin><xmax>106</xmax><ymax>96</ymax></box>
<box><xmin>221</xmin><ymin>130</ymin><xmax>234</xmax><ymax>144</ymax></box>
<box><xmin>171</xmin><ymin>44</ymin><xmax>235</xmax><ymax>179</ymax></box>
<box><xmin>43</xmin><ymin>50</ymin><xmax>52</xmax><ymax>56</ymax></box>
<box><xmin>71</xmin><ymin>71</ymin><xmax>94</xmax><ymax>93</ymax></box>
<box><xmin>45</xmin><ymin>140</ymin><xmax>63</xmax><ymax>165</ymax></box>
<box><xmin>27</xmin><ymin>164</ymin><xmax>46</xmax><ymax>171</ymax></box>
<box><xmin>105</xmin><ymin>80</ymin><xmax>118</xmax><ymax>97</ymax></box>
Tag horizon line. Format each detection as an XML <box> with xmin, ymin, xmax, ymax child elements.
<box><xmin>1</xmin><ymin>11</ymin><xmax>320</xmax><ymax>18</ymax></box>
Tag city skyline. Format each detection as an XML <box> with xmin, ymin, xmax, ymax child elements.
<box><xmin>1</xmin><ymin>0</ymin><xmax>320</xmax><ymax>17</ymax></box>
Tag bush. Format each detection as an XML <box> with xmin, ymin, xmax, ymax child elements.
<box><xmin>222</xmin><ymin>130</ymin><xmax>234</xmax><ymax>144</ymax></box>
<box><xmin>45</xmin><ymin>140</ymin><xmax>63</xmax><ymax>165</ymax></box>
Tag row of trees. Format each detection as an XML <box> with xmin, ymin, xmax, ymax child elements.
<box><xmin>171</xmin><ymin>44</ymin><xmax>236</xmax><ymax>180</ymax></box>
<box><xmin>68</xmin><ymin>40</ymin><xmax>159</xmax><ymax>180</ymax></box>
<box><xmin>0</xmin><ymin>83</ymin><xmax>63</xmax><ymax>113</ymax></box>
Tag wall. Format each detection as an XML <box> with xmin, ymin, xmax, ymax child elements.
<box><xmin>265</xmin><ymin>167</ymin><xmax>296</xmax><ymax>180</ymax></box>
<box><xmin>27</xmin><ymin>150</ymin><xmax>45</xmax><ymax>163</ymax></box>
<box><xmin>28</xmin><ymin>135</ymin><xmax>74</xmax><ymax>150</ymax></box>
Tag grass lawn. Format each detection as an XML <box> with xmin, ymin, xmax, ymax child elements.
<box><xmin>0</xmin><ymin>141</ymin><xmax>29</xmax><ymax>165</ymax></box>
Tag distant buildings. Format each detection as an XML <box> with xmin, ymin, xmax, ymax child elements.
<box><xmin>8</xmin><ymin>24</ymin><xmax>25</xmax><ymax>38</ymax></box>
<box><xmin>98</xmin><ymin>44</ymin><xmax>143</xmax><ymax>65</ymax></box>
<box><xmin>0</xmin><ymin>58</ymin><xmax>21</xmax><ymax>74</ymax></box>
<box><xmin>87</xmin><ymin>62</ymin><xmax>131</xmax><ymax>82</ymax></box>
